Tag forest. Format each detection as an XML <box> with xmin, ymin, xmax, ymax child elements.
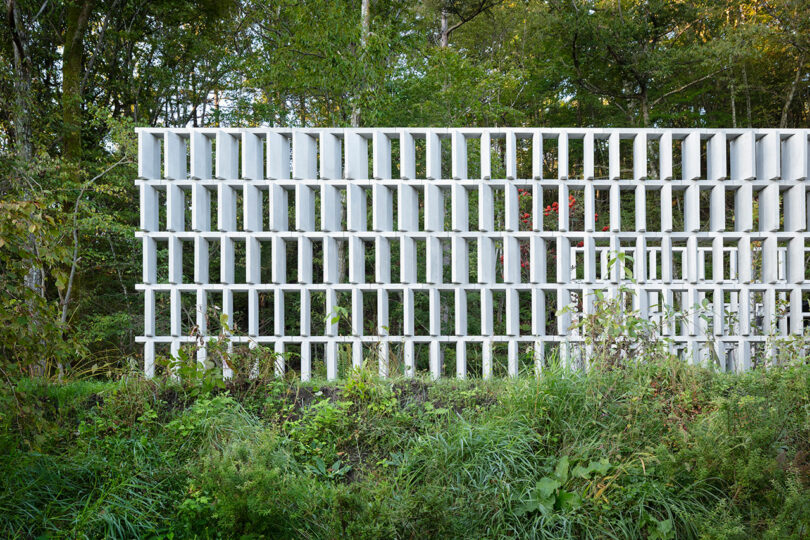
<box><xmin>1</xmin><ymin>0</ymin><xmax>809</xmax><ymax>538</ymax></box>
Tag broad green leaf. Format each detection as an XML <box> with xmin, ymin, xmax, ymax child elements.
<box><xmin>572</xmin><ymin>464</ymin><xmax>591</xmax><ymax>479</ymax></box>
<box><xmin>589</xmin><ymin>459</ymin><xmax>611</xmax><ymax>475</ymax></box>
<box><xmin>657</xmin><ymin>518</ymin><xmax>673</xmax><ymax>534</ymax></box>
<box><xmin>557</xmin><ymin>490</ymin><xmax>582</xmax><ymax>511</ymax></box>
<box><xmin>535</xmin><ymin>476</ymin><xmax>560</xmax><ymax>499</ymax></box>
<box><xmin>515</xmin><ymin>499</ymin><xmax>541</xmax><ymax>516</ymax></box>
<box><xmin>555</xmin><ymin>455</ymin><xmax>569</xmax><ymax>483</ymax></box>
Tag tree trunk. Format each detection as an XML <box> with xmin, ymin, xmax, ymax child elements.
<box><xmin>360</xmin><ymin>0</ymin><xmax>370</xmax><ymax>47</ymax></box>
<box><xmin>351</xmin><ymin>0</ymin><xmax>370</xmax><ymax>127</ymax></box>
<box><xmin>640</xmin><ymin>85</ymin><xmax>650</xmax><ymax>127</ymax></box>
<box><xmin>7</xmin><ymin>0</ymin><xmax>40</xmax><ymax>293</ymax></box>
<box><xmin>6</xmin><ymin>0</ymin><xmax>32</xmax><ymax>160</ymax></box>
<box><xmin>730</xmin><ymin>77</ymin><xmax>737</xmax><ymax>128</ymax></box>
<box><xmin>780</xmin><ymin>53</ymin><xmax>805</xmax><ymax>129</ymax></box>
<box><xmin>742</xmin><ymin>64</ymin><xmax>752</xmax><ymax>127</ymax></box>
<box><xmin>441</xmin><ymin>11</ymin><xmax>448</xmax><ymax>48</ymax></box>
<box><xmin>62</xmin><ymin>0</ymin><xmax>94</xmax><ymax>163</ymax></box>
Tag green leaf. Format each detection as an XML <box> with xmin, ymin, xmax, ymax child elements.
<box><xmin>535</xmin><ymin>476</ymin><xmax>560</xmax><ymax>499</ymax></box>
<box><xmin>589</xmin><ymin>458</ymin><xmax>611</xmax><ymax>475</ymax></box>
<box><xmin>657</xmin><ymin>518</ymin><xmax>673</xmax><ymax>534</ymax></box>
<box><xmin>555</xmin><ymin>455</ymin><xmax>569</xmax><ymax>483</ymax></box>
<box><xmin>572</xmin><ymin>464</ymin><xmax>591</xmax><ymax>479</ymax></box>
<box><xmin>556</xmin><ymin>490</ymin><xmax>582</xmax><ymax>511</ymax></box>
<box><xmin>515</xmin><ymin>499</ymin><xmax>541</xmax><ymax>516</ymax></box>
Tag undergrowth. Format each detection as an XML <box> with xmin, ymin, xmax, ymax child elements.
<box><xmin>1</xmin><ymin>354</ymin><xmax>809</xmax><ymax>539</ymax></box>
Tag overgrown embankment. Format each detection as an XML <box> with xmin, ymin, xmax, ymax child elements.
<box><xmin>1</xmin><ymin>359</ymin><xmax>809</xmax><ymax>539</ymax></box>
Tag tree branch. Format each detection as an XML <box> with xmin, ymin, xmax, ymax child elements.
<box><xmin>651</xmin><ymin>69</ymin><xmax>724</xmax><ymax>107</ymax></box>
<box><xmin>60</xmin><ymin>156</ymin><xmax>131</xmax><ymax>324</ymax></box>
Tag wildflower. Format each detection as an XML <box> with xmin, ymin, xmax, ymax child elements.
<box><xmin>577</xmin><ymin>241</ymin><xmax>584</xmax><ymax>247</ymax></box>
<box><xmin>602</xmin><ymin>225</ymin><xmax>609</xmax><ymax>231</ymax></box>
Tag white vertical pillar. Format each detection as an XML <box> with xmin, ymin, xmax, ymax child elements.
<box><xmin>583</xmin><ymin>131</ymin><xmax>594</xmax><ymax>180</ymax></box>
<box><xmin>730</xmin><ymin>132</ymin><xmax>755</xmax><ymax>181</ymax></box>
<box><xmin>633</xmin><ymin>132</ymin><xmax>647</xmax><ymax>180</ymax></box>
<box><xmin>248</xmin><ymin>288</ymin><xmax>259</xmax><ymax>337</ymax></box>
<box><xmin>761</xmin><ymin>235</ymin><xmax>778</xmax><ymax>283</ymax></box>
<box><xmin>373</xmin><ymin>131</ymin><xmax>392</xmax><ymax>179</ymax></box>
<box><xmin>378</xmin><ymin>289</ymin><xmax>390</xmax><ymax>376</ymax></box>
<box><xmin>608</xmin><ymin>132</ymin><xmax>620</xmax><ymax>180</ymax></box>
<box><xmin>426</xmin><ymin>130</ymin><xmax>442</xmax><ymax>180</ymax></box>
<box><xmin>194</xmin><ymin>237</ymin><xmax>209</xmax><ymax>284</ymax></box>
<box><xmin>429</xmin><ymin>288</ymin><xmax>441</xmax><ymax>377</ymax></box>
<box><xmin>759</xmin><ymin>184</ymin><xmax>779</xmax><ymax>232</ymax></box>
<box><xmin>138</xmin><ymin>131</ymin><xmax>161</xmax><ymax>180</ymax></box>
<box><xmin>530</xmin><ymin>236</ymin><xmax>546</xmax><ymax>284</ymax></box>
<box><xmin>293</xmin><ymin>131</ymin><xmax>317</xmax><ymax>233</ymax></box>
<box><xmin>191</xmin><ymin>184</ymin><xmax>210</xmax><ymax>232</ymax></box>
<box><xmin>217</xmin><ymin>184</ymin><xmax>237</xmax><ymax>231</ymax></box>
<box><xmin>659</xmin><ymin>131</ymin><xmax>673</xmax><ymax>180</ymax></box>
<box><xmin>609</xmin><ymin>183</ymin><xmax>621</xmax><ymax>232</ymax></box>
<box><xmin>682</xmin><ymin>132</ymin><xmax>701</xmax><ymax>181</ymax></box>
<box><xmin>660</xmin><ymin>182</ymin><xmax>673</xmax><ymax>232</ymax></box>
<box><xmin>558</xmin><ymin>131</ymin><xmax>569</xmax><ymax>180</ymax></box>
<box><xmin>190</xmin><ymin>132</ymin><xmax>212</xmax><ymax>180</ymax></box>
<box><xmin>790</xmin><ymin>288</ymin><xmax>803</xmax><ymax>335</ymax></box>
<box><xmin>507</xmin><ymin>340</ymin><xmax>518</xmax><ymax>377</ymax></box>
<box><xmin>480</xmin><ymin>338</ymin><xmax>492</xmax><ymax>379</ymax></box>
<box><xmin>424</xmin><ymin>183</ymin><xmax>444</xmax><ymax>232</ymax></box>
<box><xmin>684</xmin><ymin>183</ymin><xmax>700</xmax><ymax>232</ymax></box>
<box><xmin>267</xmin><ymin>132</ymin><xmax>291</xmax><ymax>179</ymax></box>
<box><xmin>502</xmin><ymin>130</ymin><xmax>516</xmax><ymax>179</ymax></box>
<box><xmin>164</xmin><ymin>131</ymin><xmax>187</xmax><ymax>181</ymax></box>
<box><xmin>455</xmin><ymin>289</ymin><xmax>468</xmax><ymax>377</ymax></box>
<box><xmin>635</xmin><ymin>184</ymin><xmax>646</xmax><ymax>232</ymax></box>
<box><xmin>708</xmin><ymin>132</ymin><xmax>727</xmax><ymax>180</ymax></box>
<box><xmin>140</xmin><ymin>184</ymin><xmax>159</xmax><ymax>232</ymax></box>
<box><xmin>532</xmin><ymin>131</ymin><xmax>543</xmax><ymax>179</ymax></box>
<box><xmin>244</xmin><ymin>183</ymin><xmax>262</xmax><ymax>233</ymax></box>
<box><xmin>481</xmin><ymin>131</ymin><xmax>491</xmax><ymax>179</ymax></box>
<box><xmin>351</xmin><ymin>290</ymin><xmax>363</xmax><ymax>368</ymax></box>
<box><xmin>756</xmin><ymin>131</ymin><xmax>780</xmax><ymax>181</ymax></box>
<box><xmin>220</xmin><ymin>237</ymin><xmax>234</xmax><ymax>284</ymax></box>
<box><xmin>710</xmin><ymin>185</ymin><xmax>725</xmax><ymax>232</ymax></box>
<box><xmin>504</xmin><ymin>183</ymin><xmax>519</xmax><ymax>231</ymax></box>
<box><xmin>168</xmin><ymin>236</ymin><xmax>182</xmax><ymax>284</ymax></box>
<box><xmin>241</xmin><ymin>132</ymin><xmax>263</xmax><ymax>180</ymax></box>
<box><xmin>400</xmin><ymin>130</ymin><xmax>416</xmax><ymax>179</ymax></box>
<box><xmin>558</xmin><ymin>183</ymin><xmax>569</xmax><ymax>232</ymax></box>
<box><xmin>481</xmin><ymin>288</ymin><xmax>493</xmax><ymax>337</ymax></box>
<box><xmin>735</xmin><ymin>183</ymin><xmax>753</xmax><ymax>232</ymax></box>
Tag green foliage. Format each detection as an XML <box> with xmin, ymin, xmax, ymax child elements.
<box><xmin>0</xmin><ymin>197</ymin><xmax>79</xmax><ymax>373</ymax></box>
<box><xmin>1</xmin><ymin>357</ymin><xmax>810</xmax><ymax>538</ymax></box>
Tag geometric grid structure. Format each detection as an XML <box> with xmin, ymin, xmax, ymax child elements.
<box><xmin>136</xmin><ymin>128</ymin><xmax>810</xmax><ymax>380</ymax></box>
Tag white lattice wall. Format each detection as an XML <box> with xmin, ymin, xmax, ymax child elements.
<box><xmin>136</xmin><ymin>128</ymin><xmax>810</xmax><ymax>379</ymax></box>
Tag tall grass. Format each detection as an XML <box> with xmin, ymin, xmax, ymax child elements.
<box><xmin>1</xmin><ymin>356</ymin><xmax>809</xmax><ymax>538</ymax></box>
